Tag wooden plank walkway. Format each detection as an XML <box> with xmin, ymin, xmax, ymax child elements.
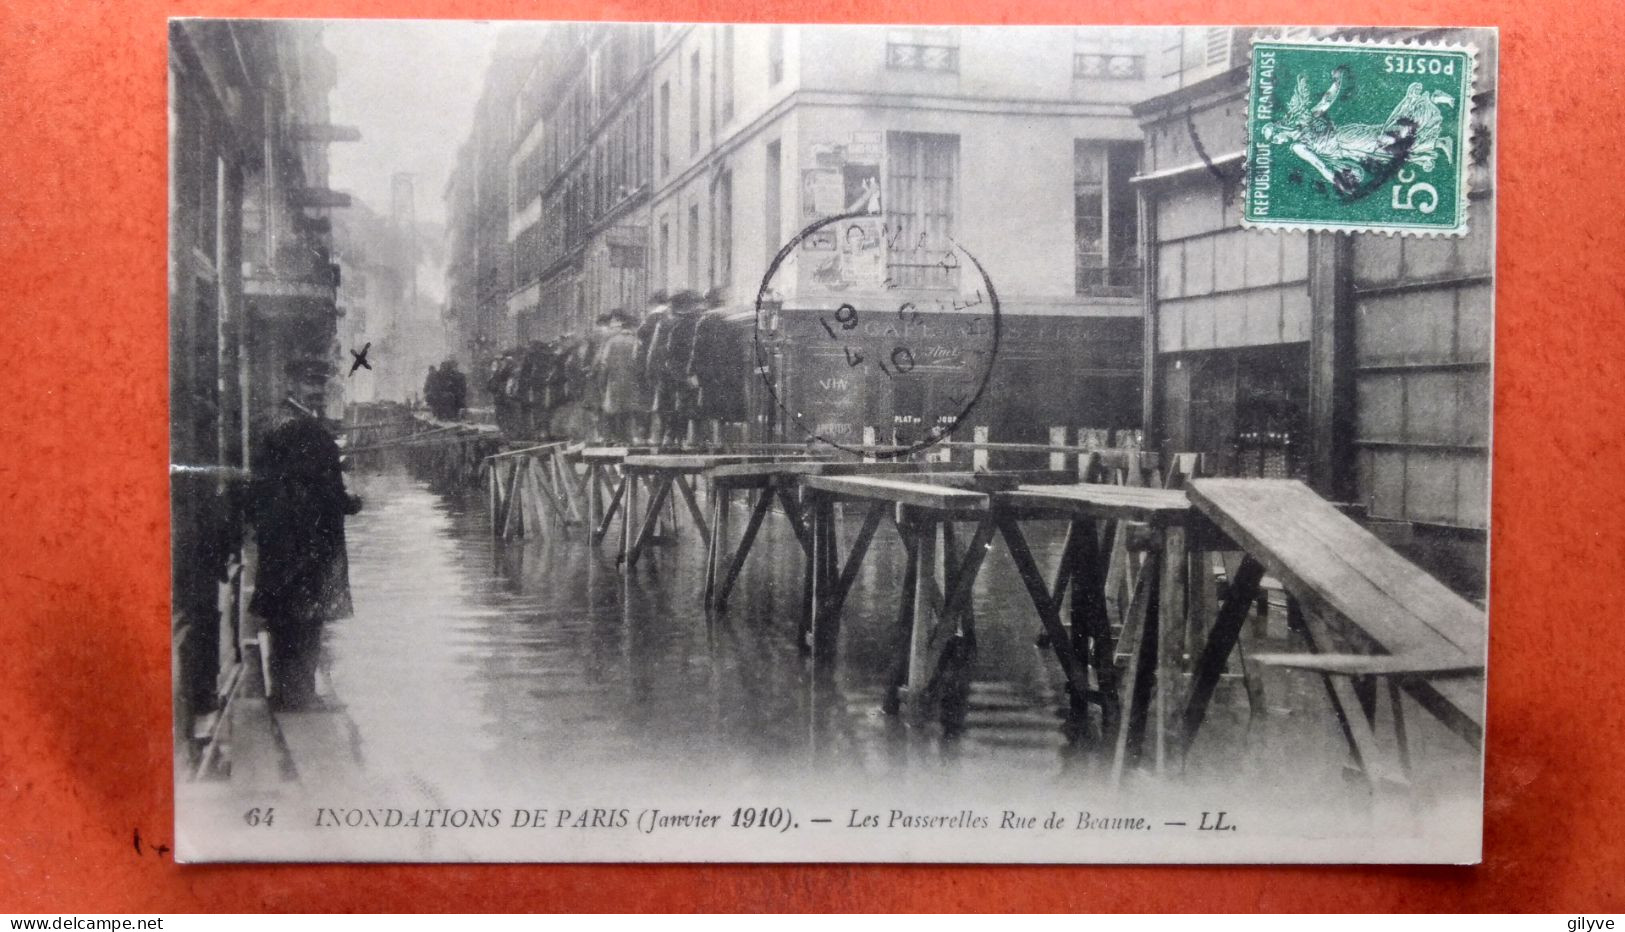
<box><xmin>999</xmin><ymin>483</ymin><xmax>1193</xmax><ymax>526</ymax></box>
<box><xmin>1191</xmin><ymin>480</ymin><xmax>1484</xmax><ymax>660</ymax></box>
<box><xmin>800</xmin><ymin>475</ymin><xmax>991</xmax><ymax>512</ymax></box>
<box><xmin>1185</xmin><ymin>478</ymin><xmax>1486</xmax><ymax>787</ymax></box>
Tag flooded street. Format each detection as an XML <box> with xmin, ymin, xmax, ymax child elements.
<box><xmin>322</xmin><ymin>464</ymin><xmax>1476</xmax><ymax>813</ymax></box>
<box><xmin>175</xmin><ymin>459</ymin><xmax>1481</xmax><ymax>861</ymax></box>
<box><xmin>331</xmin><ymin>465</ymin><xmax>1087</xmax><ymax>796</ymax></box>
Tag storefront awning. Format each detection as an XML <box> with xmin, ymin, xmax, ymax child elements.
<box><xmin>1130</xmin><ymin>151</ymin><xmax>1245</xmax><ymax>188</ymax></box>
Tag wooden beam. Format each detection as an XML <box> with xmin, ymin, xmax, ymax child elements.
<box><xmin>1307</xmin><ymin>231</ymin><xmax>1357</xmax><ymax>501</ymax></box>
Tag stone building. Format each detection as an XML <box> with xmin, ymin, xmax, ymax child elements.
<box><xmin>644</xmin><ymin>24</ymin><xmax>1171</xmax><ymax>446</ymax></box>
<box><xmin>507</xmin><ymin>23</ymin><xmax>658</xmax><ymax>342</ymax></box>
<box><xmin>168</xmin><ymin>20</ymin><xmax>356</xmax><ymax>748</ymax></box>
<box><xmin>442</xmin><ymin>27</ymin><xmax>546</xmax><ymax>401</ymax></box>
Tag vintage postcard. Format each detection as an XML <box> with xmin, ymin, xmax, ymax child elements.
<box><xmin>169</xmin><ymin>21</ymin><xmax>1495</xmax><ymax>862</ymax></box>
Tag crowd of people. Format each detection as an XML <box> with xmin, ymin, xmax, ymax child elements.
<box><xmin>483</xmin><ymin>288</ymin><xmax>752</xmax><ymax>445</ymax></box>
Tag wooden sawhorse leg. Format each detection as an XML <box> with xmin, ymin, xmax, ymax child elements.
<box><xmin>808</xmin><ymin>499</ymin><xmax>888</xmax><ymax>664</ymax></box>
<box><xmin>1180</xmin><ymin>555</ymin><xmax>1265</xmax><ymax>755</ymax></box>
<box><xmin>711</xmin><ymin>482</ymin><xmax>775</xmax><ymax>612</ymax></box>
<box><xmin>594</xmin><ymin>471</ymin><xmax>627</xmax><ymax>546</ymax></box>
<box><xmin>624</xmin><ymin>473</ymin><xmax>674</xmax><ymax>568</ymax></box>
<box><xmin>1110</xmin><ymin>547</ymin><xmax>1161</xmax><ymax>787</ymax></box>
<box><xmin>1285</xmin><ymin>599</ymin><xmax>1410</xmax><ymax>796</ymax></box>
<box><xmin>673</xmin><ymin>473</ymin><xmax>711</xmax><ymax>550</ymax></box>
<box><xmin>617</xmin><ymin>471</ymin><xmax>644</xmax><ymax>569</ymax></box>
<box><xmin>890</xmin><ymin>513</ymin><xmax>997</xmax><ymax>720</ymax></box>
<box><xmin>996</xmin><ymin>516</ymin><xmax>1095</xmax><ymax>720</ymax></box>
<box><xmin>588</xmin><ymin>465</ymin><xmax>605</xmax><ymax>534</ymax></box>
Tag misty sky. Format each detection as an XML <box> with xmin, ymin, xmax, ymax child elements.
<box><xmin>324</xmin><ymin>20</ymin><xmax>499</xmax><ymax>227</ymax></box>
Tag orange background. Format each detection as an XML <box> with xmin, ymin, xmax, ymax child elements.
<box><xmin>2</xmin><ymin>0</ymin><xmax>1622</xmax><ymax>912</ymax></box>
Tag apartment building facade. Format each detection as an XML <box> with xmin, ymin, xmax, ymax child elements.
<box><xmin>643</xmin><ymin>24</ymin><xmax>1171</xmax><ymax>445</ymax></box>
<box><xmin>442</xmin><ymin>28</ymin><xmax>544</xmax><ymax>398</ymax></box>
<box><xmin>509</xmin><ymin>23</ymin><xmax>658</xmax><ymax>343</ymax></box>
<box><xmin>441</xmin><ymin>24</ymin><xmax>1170</xmax><ymax>442</ymax></box>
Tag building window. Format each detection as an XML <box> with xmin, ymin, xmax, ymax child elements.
<box><xmin>1074</xmin><ymin>52</ymin><xmax>1145</xmax><ymax>79</ymax></box>
<box><xmin>886</xmin><ymin>27</ymin><xmax>958</xmax><ymax>73</ymax></box>
<box><xmin>658</xmin><ymin>81</ymin><xmax>670</xmax><ymax>177</ymax></box>
<box><xmin>768</xmin><ymin>25</ymin><xmax>785</xmax><ymax>85</ymax></box>
<box><xmin>709</xmin><ymin>33</ymin><xmax>718</xmax><ymax>142</ymax></box>
<box><xmin>1204</xmin><ymin>27</ymin><xmax>1236</xmax><ymax>68</ymax></box>
<box><xmin>689</xmin><ymin>51</ymin><xmax>701</xmax><ymax>156</ymax></box>
<box><xmin>659</xmin><ymin>218</ymin><xmax>671</xmax><ymax>292</ymax></box>
<box><xmin>516</xmin><ymin>147</ymin><xmax>544</xmax><ymax>206</ymax></box>
<box><xmin>637</xmin><ymin>93</ymin><xmax>651</xmax><ymax>188</ymax></box>
<box><xmin>720</xmin><ymin>25</ymin><xmax>735</xmax><ymax>124</ymax></box>
<box><xmin>1075</xmin><ymin>28</ymin><xmax>1149</xmax><ymax>81</ymax></box>
<box><xmin>514</xmin><ymin>224</ymin><xmax>543</xmax><ymax>288</ymax></box>
<box><xmin>1074</xmin><ymin>140</ymin><xmax>1141</xmax><ymax>297</ymax></box>
<box><xmin>764</xmin><ymin>140</ymin><xmax>781</xmax><ymax>269</ymax></box>
<box><xmin>713</xmin><ymin>169</ymin><xmax>733</xmax><ymax>292</ymax></box>
<box><xmin>886</xmin><ymin>132</ymin><xmax>958</xmax><ymax>290</ymax></box>
<box><xmin>687</xmin><ymin>203</ymin><xmax>701</xmax><ymax>289</ymax></box>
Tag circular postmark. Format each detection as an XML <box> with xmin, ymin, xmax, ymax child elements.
<box><xmin>752</xmin><ymin>211</ymin><xmax>1001</xmax><ymax>459</ymax></box>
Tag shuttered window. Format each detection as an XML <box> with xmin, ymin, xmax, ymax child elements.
<box><xmin>886</xmin><ymin>132</ymin><xmax>959</xmax><ymax>290</ymax></box>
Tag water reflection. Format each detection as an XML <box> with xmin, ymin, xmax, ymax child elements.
<box><xmin>329</xmin><ymin>467</ymin><xmax>1086</xmax><ymax>788</ymax></box>
<box><xmin>325</xmin><ymin>464</ymin><xmax>1475</xmax><ymax>811</ymax></box>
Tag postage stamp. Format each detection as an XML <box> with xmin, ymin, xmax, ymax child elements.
<box><xmin>1244</xmin><ymin>38</ymin><xmax>1477</xmax><ymax>235</ymax></box>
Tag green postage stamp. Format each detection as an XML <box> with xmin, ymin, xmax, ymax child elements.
<box><xmin>1244</xmin><ymin>38</ymin><xmax>1476</xmax><ymax>235</ymax></box>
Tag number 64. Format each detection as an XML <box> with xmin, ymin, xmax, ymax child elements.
<box><xmin>1390</xmin><ymin>168</ymin><xmax>1438</xmax><ymax>214</ymax></box>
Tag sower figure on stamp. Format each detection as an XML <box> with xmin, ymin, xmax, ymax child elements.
<box><xmin>248</xmin><ymin>388</ymin><xmax>362</xmax><ymax>711</ymax></box>
<box><xmin>1263</xmin><ymin>66</ymin><xmax>1456</xmax><ymax>197</ymax></box>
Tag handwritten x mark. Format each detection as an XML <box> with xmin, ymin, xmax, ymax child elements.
<box><xmin>348</xmin><ymin>342</ymin><xmax>372</xmax><ymax>376</ymax></box>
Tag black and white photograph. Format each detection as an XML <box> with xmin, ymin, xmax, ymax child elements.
<box><xmin>168</xmin><ymin>20</ymin><xmax>1496</xmax><ymax>863</ymax></box>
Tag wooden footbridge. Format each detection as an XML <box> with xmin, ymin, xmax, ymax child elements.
<box><xmin>471</xmin><ymin>425</ymin><xmax>1486</xmax><ymax>797</ymax></box>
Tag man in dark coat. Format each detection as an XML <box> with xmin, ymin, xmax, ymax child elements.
<box><xmin>517</xmin><ymin>343</ymin><xmax>549</xmax><ymax>439</ymax></box>
<box><xmin>657</xmin><ymin>290</ymin><xmax>706</xmax><ymax>444</ymax></box>
<box><xmin>688</xmin><ymin>292</ymin><xmax>749</xmax><ymax>432</ymax></box>
<box><xmin>422</xmin><ymin>365</ymin><xmax>443</xmax><ymax>416</ymax></box>
<box><xmin>488</xmin><ymin>354</ymin><xmax>518</xmax><ymax>436</ymax></box>
<box><xmin>248</xmin><ymin>394</ymin><xmax>362</xmax><ymax>710</ymax></box>
<box><xmin>441</xmin><ymin>360</ymin><xmax>468</xmax><ymax>418</ymax></box>
<box><xmin>636</xmin><ymin>292</ymin><xmax>670</xmax><ymax>443</ymax></box>
<box><xmin>425</xmin><ymin>360</ymin><xmax>467</xmax><ymax>421</ymax></box>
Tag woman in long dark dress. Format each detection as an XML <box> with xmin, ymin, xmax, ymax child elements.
<box><xmin>248</xmin><ymin>401</ymin><xmax>362</xmax><ymax>710</ymax></box>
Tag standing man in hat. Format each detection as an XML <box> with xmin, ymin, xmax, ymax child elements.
<box><xmin>247</xmin><ymin>383</ymin><xmax>361</xmax><ymax>710</ymax></box>
<box><xmin>597</xmin><ymin>309</ymin><xmax>648</xmax><ymax>443</ymax></box>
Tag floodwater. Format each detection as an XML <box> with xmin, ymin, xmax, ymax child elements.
<box><xmin>330</xmin><ymin>464</ymin><xmax>1096</xmax><ymax>795</ymax></box>
<box><xmin>286</xmin><ymin>464</ymin><xmax>1482</xmax><ymax>844</ymax></box>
